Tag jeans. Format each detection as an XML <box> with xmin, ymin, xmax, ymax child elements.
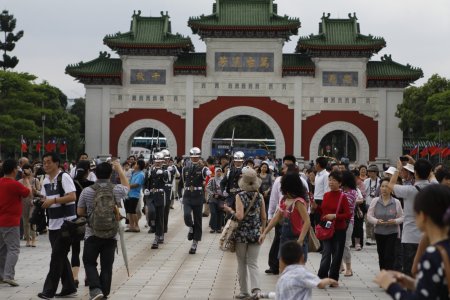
<box><xmin>402</xmin><ymin>243</ymin><xmax>418</xmax><ymax>276</ymax></box>
<box><xmin>235</xmin><ymin>242</ymin><xmax>261</xmax><ymax>295</ymax></box>
<box><xmin>268</xmin><ymin>224</ymin><xmax>281</xmax><ymax>272</ymax></box>
<box><xmin>83</xmin><ymin>236</ymin><xmax>117</xmax><ymax>297</ymax></box>
<box><xmin>318</xmin><ymin>229</ymin><xmax>346</xmax><ymax>281</ymax></box>
<box><xmin>0</xmin><ymin>227</ymin><xmax>20</xmax><ymax>280</ymax></box>
<box><xmin>183</xmin><ymin>204</ymin><xmax>203</xmax><ymax>241</ymax></box>
<box><xmin>375</xmin><ymin>233</ymin><xmax>397</xmax><ymax>270</ymax></box>
<box><xmin>209</xmin><ymin>201</ymin><xmax>224</xmax><ymax>231</ymax></box>
<box><xmin>42</xmin><ymin>229</ymin><xmax>76</xmax><ymax>297</ymax></box>
<box><xmin>342</xmin><ymin>223</ymin><xmax>354</xmax><ymax>264</ymax></box>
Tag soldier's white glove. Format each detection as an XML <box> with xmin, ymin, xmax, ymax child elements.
<box><xmin>179</xmin><ymin>197</ymin><xmax>183</xmax><ymax>204</ymax></box>
<box><xmin>223</xmin><ymin>191</ymin><xmax>229</xmax><ymax>197</ymax></box>
<box><xmin>167</xmin><ymin>166</ymin><xmax>173</xmax><ymax>172</ymax></box>
<box><xmin>206</xmin><ymin>169</ymin><xmax>212</xmax><ymax>176</ymax></box>
<box><xmin>144</xmin><ymin>189</ymin><xmax>150</xmax><ymax>196</ymax></box>
<box><xmin>156</xmin><ymin>169</ymin><xmax>163</xmax><ymax>175</ymax></box>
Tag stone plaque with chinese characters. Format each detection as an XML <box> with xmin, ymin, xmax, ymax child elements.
<box><xmin>130</xmin><ymin>69</ymin><xmax>166</xmax><ymax>84</ymax></box>
<box><xmin>215</xmin><ymin>52</ymin><xmax>274</xmax><ymax>72</ymax></box>
<box><xmin>322</xmin><ymin>71</ymin><xmax>358</xmax><ymax>87</ymax></box>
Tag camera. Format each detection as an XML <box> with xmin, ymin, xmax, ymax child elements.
<box><xmin>399</xmin><ymin>156</ymin><xmax>409</xmax><ymax>162</ymax></box>
<box><xmin>32</xmin><ymin>197</ymin><xmax>43</xmax><ymax>208</ymax></box>
<box><xmin>325</xmin><ymin>221</ymin><xmax>332</xmax><ymax>229</ymax></box>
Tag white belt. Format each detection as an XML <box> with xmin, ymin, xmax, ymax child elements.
<box><xmin>184</xmin><ymin>186</ymin><xmax>203</xmax><ymax>191</ymax></box>
<box><xmin>150</xmin><ymin>189</ymin><xmax>164</xmax><ymax>193</ymax></box>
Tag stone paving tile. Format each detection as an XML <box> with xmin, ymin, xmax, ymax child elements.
<box><xmin>0</xmin><ymin>201</ymin><xmax>391</xmax><ymax>299</ymax></box>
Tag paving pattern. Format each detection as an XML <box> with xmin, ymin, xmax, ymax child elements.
<box><xmin>0</xmin><ymin>202</ymin><xmax>390</xmax><ymax>299</ymax></box>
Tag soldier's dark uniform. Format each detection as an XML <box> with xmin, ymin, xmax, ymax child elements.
<box><xmin>162</xmin><ymin>162</ymin><xmax>176</xmax><ymax>233</ymax></box>
<box><xmin>144</xmin><ymin>163</ymin><xmax>169</xmax><ymax>249</ymax></box>
<box><xmin>220</xmin><ymin>165</ymin><xmax>243</xmax><ymax>208</ymax></box>
<box><xmin>182</xmin><ymin>148</ymin><xmax>209</xmax><ymax>254</ymax></box>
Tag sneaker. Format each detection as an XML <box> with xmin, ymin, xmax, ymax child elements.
<box><xmin>3</xmin><ymin>278</ymin><xmax>19</xmax><ymax>286</ymax></box>
<box><xmin>234</xmin><ymin>293</ymin><xmax>250</xmax><ymax>299</ymax></box>
<box><xmin>89</xmin><ymin>288</ymin><xmax>104</xmax><ymax>300</ymax></box>
<box><xmin>38</xmin><ymin>293</ymin><xmax>54</xmax><ymax>299</ymax></box>
<box><xmin>187</xmin><ymin>226</ymin><xmax>194</xmax><ymax>241</ymax></box>
<box><xmin>55</xmin><ymin>290</ymin><xmax>77</xmax><ymax>298</ymax></box>
<box><xmin>158</xmin><ymin>236</ymin><xmax>164</xmax><ymax>244</ymax></box>
<box><xmin>189</xmin><ymin>240</ymin><xmax>198</xmax><ymax>254</ymax></box>
<box><xmin>148</xmin><ymin>227</ymin><xmax>156</xmax><ymax>234</ymax></box>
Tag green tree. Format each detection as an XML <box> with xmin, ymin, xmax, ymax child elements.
<box><xmin>0</xmin><ymin>70</ymin><xmax>81</xmax><ymax>159</ymax></box>
<box><xmin>70</xmin><ymin>98</ymin><xmax>86</xmax><ymax>134</ymax></box>
<box><xmin>0</xmin><ymin>10</ymin><xmax>24</xmax><ymax>70</ymax></box>
<box><xmin>424</xmin><ymin>90</ymin><xmax>450</xmax><ymax>142</ymax></box>
<box><xmin>396</xmin><ymin>74</ymin><xmax>450</xmax><ymax>139</ymax></box>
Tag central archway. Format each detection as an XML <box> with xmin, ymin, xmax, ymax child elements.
<box><xmin>201</xmin><ymin>106</ymin><xmax>285</xmax><ymax>158</ymax></box>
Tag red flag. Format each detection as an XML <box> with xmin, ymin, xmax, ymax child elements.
<box><xmin>59</xmin><ymin>141</ymin><xmax>67</xmax><ymax>154</ymax></box>
<box><xmin>45</xmin><ymin>140</ymin><xmax>52</xmax><ymax>152</ymax></box>
<box><xmin>419</xmin><ymin>147</ymin><xmax>429</xmax><ymax>158</ymax></box>
<box><xmin>21</xmin><ymin>138</ymin><xmax>28</xmax><ymax>153</ymax></box>
<box><xmin>36</xmin><ymin>141</ymin><xmax>42</xmax><ymax>153</ymax></box>
<box><xmin>409</xmin><ymin>145</ymin><xmax>418</xmax><ymax>156</ymax></box>
<box><xmin>429</xmin><ymin>146</ymin><xmax>441</xmax><ymax>156</ymax></box>
<box><xmin>442</xmin><ymin>147</ymin><xmax>450</xmax><ymax>158</ymax></box>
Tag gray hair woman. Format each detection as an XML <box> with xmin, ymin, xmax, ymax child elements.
<box><xmin>224</xmin><ymin>167</ymin><xmax>267</xmax><ymax>299</ymax></box>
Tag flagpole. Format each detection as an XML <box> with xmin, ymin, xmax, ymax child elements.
<box><xmin>20</xmin><ymin>135</ymin><xmax>23</xmax><ymax>157</ymax></box>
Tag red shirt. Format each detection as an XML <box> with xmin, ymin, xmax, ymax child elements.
<box><xmin>0</xmin><ymin>177</ymin><xmax>30</xmax><ymax>227</ymax></box>
<box><xmin>318</xmin><ymin>190</ymin><xmax>351</xmax><ymax>230</ymax></box>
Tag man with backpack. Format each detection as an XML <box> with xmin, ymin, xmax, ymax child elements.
<box><xmin>78</xmin><ymin>161</ymin><xmax>129</xmax><ymax>300</ymax></box>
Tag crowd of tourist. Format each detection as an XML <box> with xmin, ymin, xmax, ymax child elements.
<box><xmin>0</xmin><ymin>150</ymin><xmax>449</xmax><ymax>299</ymax></box>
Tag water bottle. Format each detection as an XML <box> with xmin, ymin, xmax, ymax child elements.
<box><xmin>259</xmin><ymin>292</ymin><xmax>276</xmax><ymax>299</ymax></box>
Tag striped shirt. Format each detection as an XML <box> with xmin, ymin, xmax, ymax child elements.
<box><xmin>41</xmin><ymin>171</ymin><xmax>77</xmax><ymax>230</ymax></box>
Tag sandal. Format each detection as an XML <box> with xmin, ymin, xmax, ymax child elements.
<box><xmin>344</xmin><ymin>271</ymin><xmax>353</xmax><ymax>277</ymax></box>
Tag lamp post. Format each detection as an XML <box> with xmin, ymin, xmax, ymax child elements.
<box><xmin>42</xmin><ymin>114</ymin><xmax>46</xmax><ymax>157</ymax></box>
<box><xmin>438</xmin><ymin>120</ymin><xmax>442</xmax><ymax>162</ymax></box>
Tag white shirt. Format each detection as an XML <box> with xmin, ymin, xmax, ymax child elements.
<box><xmin>364</xmin><ymin>177</ymin><xmax>381</xmax><ymax>206</ymax></box>
<box><xmin>313</xmin><ymin>169</ymin><xmax>329</xmax><ymax>200</ymax></box>
<box><xmin>268</xmin><ymin>175</ymin><xmax>309</xmax><ymax>219</ymax></box>
<box><xmin>40</xmin><ymin>171</ymin><xmax>77</xmax><ymax>230</ymax></box>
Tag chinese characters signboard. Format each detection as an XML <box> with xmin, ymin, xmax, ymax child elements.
<box><xmin>130</xmin><ymin>69</ymin><xmax>166</xmax><ymax>84</ymax></box>
<box><xmin>322</xmin><ymin>71</ymin><xmax>358</xmax><ymax>87</ymax></box>
<box><xmin>215</xmin><ymin>52</ymin><xmax>274</xmax><ymax>72</ymax></box>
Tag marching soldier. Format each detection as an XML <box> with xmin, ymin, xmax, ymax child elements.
<box><xmin>182</xmin><ymin>147</ymin><xmax>210</xmax><ymax>254</ymax></box>
<box><xmin>143</xmin><ymin>152</ymin><xmax>169</xmax><ymax>249</ymax></box>
<box><xmin>220</xmin><ymin>151</ymin><xmax>245</xmax><ymax>209</ymax></box>
<box><xmin>161</xmin><ymin>149</ymin><xmax>177</xmax><ymax>234</ymax></box>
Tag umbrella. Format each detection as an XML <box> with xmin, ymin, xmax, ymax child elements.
<box><xmin>117</xmin><ymin>221</ymin><xmax>130</xmax><ymax>276</ymax></box>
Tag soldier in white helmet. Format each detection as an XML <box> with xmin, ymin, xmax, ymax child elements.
<box><xmin>181</xmin><ymin>147</ymin><xmax>211</xmax><ymax>254</ymax></box>
<box><xmin>143</xmin><ymin>152</ymin><xmax>170</xmax><ymax>249</ymax></box>
<box><xmin>220</xmin><ymin>151</ymin><xmax>245</xmax><ymax>209</ymax></box>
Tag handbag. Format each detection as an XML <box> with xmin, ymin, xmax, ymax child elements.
<box><xmin>315</xmin><ymin>193</ymin><xmax>344</xmax><ymax>241</ymax></box>
<box><xmin>308</xmin><ymin>227</ymin><xmax>320</xmax><ymax>252</ymax></box>
<box><xmin>219</xmin><ymin>193</ymin><xmax>259</xmax><ymax>252</ymax></box>
<box><xmin>436</xmin><ymin>244</ymin><xmax>450</xmax><ymax>295</ymax></box>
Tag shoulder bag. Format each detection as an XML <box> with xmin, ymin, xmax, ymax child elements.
<box><xmin>315</xmin><ymin>193</ymin><xmax>344</xmax><ymax>241</ymax></box>
<box><xmin>219</xmin><ymin>192</ymin><xmax>259</xmax><ymax>252</ymax></box>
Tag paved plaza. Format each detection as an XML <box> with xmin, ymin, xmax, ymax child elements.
<box><xmin>0</xmin><ymin>202</ymin><xmax>390</xmax><ymax>300</ymax></box>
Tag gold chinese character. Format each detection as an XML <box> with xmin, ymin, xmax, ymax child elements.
<box><xmin>327</xmin><ymin>73</ymin><xmax>337</xmax><ymax>86</ymax></box>
<box><xmin>136</xmin><ymin>71</ymin><xmax>145</xmax><ymax>81</ymax></box>
<box><xmin>232</xmin><ymin>56</ymin><xmax>242</xmax><ymax>68</ymax></box>
<box><xmin>259</xmin><ymin>56</ymin><xmax>270</xmax><ymax>69</ymax></box>
<box><xmin>218</xmin><ymin>56</ymin><xmax>228</xmax><ymax>70</ymax></box>
<box><xmin>246</xmin><ymin>56</ymin><xmax>256</xmax><ymax>69</ymax></box>
<box><xmin>151</xmin><ymin>72</ymin><xmax>161</xmax><ymax>81</ymax></box>
<box><xmin>342</xmin><ymin>74</ymin><xmax>353</xmax><ymax>86</ymax></box>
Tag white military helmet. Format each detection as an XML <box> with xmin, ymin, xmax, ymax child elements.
<box><xmin>189</xmin><ymin>147</ymin><xmax>201</xmax><ymax>157</ymax></box>
<box><xmin>161</xmin><ymin>149</ymin><xmax>170</xmax><ymax>159</ymax></box>
<box><xmin>233</xmin><ymin>151</ymin><xmax>245</xmax><ymax>162</ymax></box>
<box><xmin>154</xmin><ymin>152</ymin><xmax>165</xmax><ymax>162</ymax></box>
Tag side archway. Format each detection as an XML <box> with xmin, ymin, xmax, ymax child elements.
<box><xmin>117</xmin><ymin>119</ymin><xmax>177</xmax><ymax>160</ymax></box>
<box><xmin>309</xmin><ymin>121</ymin><xmax>370</xmax><ymax>165</ymax></box>
<box><xmin>201</xmin><ymin>106</ymin><xmax>285</xmax><ymax>158</ymax></box>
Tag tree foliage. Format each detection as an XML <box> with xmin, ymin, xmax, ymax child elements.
<box><xmin>0</xmin><ymin>10</ymin><xmax>24</xmax><ymax>70</ymax></box>
<box><xmin>0</xmin><ymin>70</ymin><xmax>81</xmax><ymax>159</ymax></box>
<box><xmin>70</xmin><ymin>98</ymin><xmax>86</xmax><ymax>134</ymax></box>
<box><xmin>396</xmin><ymin>74</ymin><xmax>450</xmax><ymax>141</ymax></box>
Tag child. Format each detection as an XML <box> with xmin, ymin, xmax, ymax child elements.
<box><xmin>276</xmin><ymin>241</ymin><xmax>338</xmax><ymax>300</ymax></box>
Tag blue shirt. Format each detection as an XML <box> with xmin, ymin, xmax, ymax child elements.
<box><xmin>128</xmin><ymin>171</ymin><xmax>144</xmax><ymax>198</ymax></box>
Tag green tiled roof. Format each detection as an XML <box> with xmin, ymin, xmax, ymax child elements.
<box><xmin>297</xmin><ymin>13</ymin><xmax>385</xmax><ymax>53</ymax></box>
<box><xmin>66</xmin><ymin>52</ymin><xmax>122</xmax><ymax>76</ymax></box>
<box><xmin>104</xmin><ymin>11</ymin><xmax>193</xmax><ymax>50</ymax></box>
<box><xmin>174</xmin><ymin>53</ymin><xmax>206</xmax><ymax>68</ymax></box>
<box><xmin>367</xmin><ymin>55</ymin><xmax>423</xmax><ymax>80</ymax></box>
<box><xmin>188</xmin><ymin>0</ymin><xmax>300</xmax><ymax>32</ymax></box>
<box><xmin>282</xmin><ymin>54</ymin><xmax>314</xmax><ymax>69</ymax></box>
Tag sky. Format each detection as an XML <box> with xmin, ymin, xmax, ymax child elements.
<box><xmin>1</xmin><ymin>0</ymin><xmax>449</xmax><ymax>99</ymax></box>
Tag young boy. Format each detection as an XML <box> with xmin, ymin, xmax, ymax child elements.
<box><xmin>276</xmin><ymin>241</ymin><xmax>338</xmax><ymax>300</ymax></box>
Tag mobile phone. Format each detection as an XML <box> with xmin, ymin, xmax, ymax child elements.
<box><xmin>399</xmin><ymin>156</ymin><xmax>409</xmax><ymax>162</ymax></box>
<box><xmin>325</xmin><ymin>221</ymin><xmax>332</xmax><ymax>228</ymax></box>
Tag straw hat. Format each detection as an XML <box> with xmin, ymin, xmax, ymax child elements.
<box><xmin>385</xmin><ymin>167</ymin><xmax>397</xmax><ymax>175</ymax></box>
<box><xmin>238</xmin><ymin>167</ymin><xmax>262</xmax><ymax>192</ymax></box>
<box><xmin>404</xmin><ymin>163</ymin><xmax>415</xmax><ymax>174</ymax></box>
<box><xmin>367</xmin><ymin>164</ymin><xmax>380</xmax><ymax>173</ymax></box>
